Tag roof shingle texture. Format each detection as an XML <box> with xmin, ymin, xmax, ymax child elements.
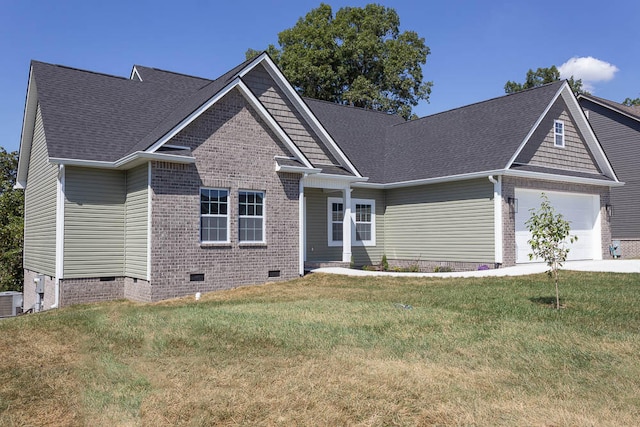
<box><xmin>307</xmin><ymin>81</ymin><xmax>565</xmax><ymax>183</ymax></box>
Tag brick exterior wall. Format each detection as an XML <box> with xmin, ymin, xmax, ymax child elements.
<box><xmin>501</xmin><ymin>177</ymin><xmax>611</xmax><ymax>266</ymax></box>
<box><xmin>149</xmin><ymin>88</ymin><xmax>301</xmax><ymax>302</ymax></box>
<box><xmin>124</xmin><ymin>277</ymin><xmax>152</xmax><ymax>303</ymax></box>
<box><xmin>59</xmin><ymin>277</ymin><xmax>124</xmax><ymax>307</ymax></box>
<box><xmin>23</xmin><ymin>269</ymin><xmax>56</xmax><ymax>312</ymax></box>
<box><xmin>616</xmin><ymin>239</ymin><xmax>640</xmax><ymax>259</ymax></box>
<box><xmin>388</xmin><ymin>259</ymin><xmax>495</xmax><ymax>273</ymax></box>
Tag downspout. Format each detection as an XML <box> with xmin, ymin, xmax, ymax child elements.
<box><xmin>52</xmin><ymin>164</ymin><xmax>65</xmax><ymax>308</ymax></box>
<box><xmin>298</xmin><ymin>174</ymin><xmax>306</xmax><ymax>276</ymax></box>
<box><xmin>488</xmin><ymin>175</ymin><xmax>503</xmax><ymax>266</ymax></box>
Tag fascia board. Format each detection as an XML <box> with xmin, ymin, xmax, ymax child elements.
<box><xmin>275</xmin><ymin>164</ymin><xmax>322</xmax><ymax>174</ymax></box>
<box><xmin>505</xmin><ymin>169</ymin><xmax>624</xmax><ymax>187</ymax></box>
<box><xmin>505</xmin><ymin>83</ymin><xmax>565</xmax><ymax>170</ymax></box>
<box><xmin>253</xmin><ymin>55</ymin><xmax>363</xmax><ymax>178</ymax></box>
<box><xmin>49</xmin><ymin>152</ymin><xmax>196</xmax><ymax>169</ymax></box>
<box><xmin>130</xmin><ymin>66</ymin><xmax>143</xmax><ymax>81</ymax></box>
<box><xmin>562</xmin><ymin>89</ymin><xmax>619</xmax><ymax>181</ymax></box>
<box><xmin>352</xmin><ymin>170</ymin><xmax>506</xmax><ymax>189</ymax></box>
<box><xmin>15</xmin><ymin>66</ymin><xmax>37</xmax><ymax>189</ymax></box>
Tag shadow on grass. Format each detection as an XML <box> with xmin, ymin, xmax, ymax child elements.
<box><xmin>529</xmin><ymin>296</ymin><xmax>566</xmax><ymax>309</ymax></box>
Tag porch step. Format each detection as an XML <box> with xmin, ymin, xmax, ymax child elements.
<box><xmin>304</xmin><ymin>261</ymin><xmax>350</xmax><ymax>270</ymax></box>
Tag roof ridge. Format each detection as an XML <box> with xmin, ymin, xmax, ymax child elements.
<box><xmin>302</xmin><ymin>96</ymin><xmax>407</xmax><ymax>119</ymax></box>
<box><xmin>397</xmin><ymin>80</ymin><xmax>565</xmax><ymax>127</ymax></box>
<box><xmin>31</xmin><ymin>60</ymin><xmax>130</xmax><ymax>81</ymax></box>
<box><xmin>133</xmin><ymin>64</ymin><xmax>213</xmax><ymax>82</ymax></box>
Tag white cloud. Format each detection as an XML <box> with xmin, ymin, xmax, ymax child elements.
<box><xmin>558</xmin><ymin>56</ymin><xmax>619</xmax><ymax>92</ymax></box>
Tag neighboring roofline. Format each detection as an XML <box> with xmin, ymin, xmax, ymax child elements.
<box><xmin>48</xmin><ymin>151</ymin><xmax>196</xmax><ymax>169</ymax></box>
<box><xmin>144</xmin><ymin>76</ymin><xmax>315</xmax><ymax>169</ymax></box>
<box><xmin>505</xmin><ymin>82</ymin><xmax>619</xmax><ymax>182</ymax></box>
<box><xmin>239</xmin><ymin>53</ymin><xmax>363</xmax><ymax>178</ymax></box>
<box><xmin>15</xmin><ymin>64</ymin><xmax>37</xmax><ymax>189</ymax></box>
<box><xmin>578</xmin><ymin>94</ymin><xmax>640</xmax><ymax>123</ymax></box>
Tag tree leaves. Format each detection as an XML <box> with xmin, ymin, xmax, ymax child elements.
<box><xmin>0</xmin><ymin>147</ymin><xmax>23</xmax><ymax>292</ymax></box>
<box><xmin>504</xmin><ymin>66</ymin><xmax>588</xmax><ymax>96</ymax></box>
<box><xmin>525</xmin><ymin>193</ymin><xmax>576</xmax><ymax>309</ymax></box>
<box><xmin>246</xmin><ymin>3</ymin><xmax>431</xmax><ymax>119</ymax></box>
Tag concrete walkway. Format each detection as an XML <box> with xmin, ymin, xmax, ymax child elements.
<box><xmin>310</xmin><ymin>260</ymin><xmax>640</xmax><ymax>278</ymax></box>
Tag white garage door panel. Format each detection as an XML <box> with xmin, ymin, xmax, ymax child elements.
<box><xmin>515</xmin><ymin>190</ymin><xmax>600</xmax><ymax>263</ymax></box>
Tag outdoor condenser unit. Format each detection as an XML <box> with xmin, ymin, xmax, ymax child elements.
<box><xmin>0</xmin><ymin>291</ymin><xmax>23</xmax><ymax>317</ymax></box>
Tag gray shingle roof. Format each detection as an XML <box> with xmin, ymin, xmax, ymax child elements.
<box><xmin>32</xmin><ymin>58</ymin><xmax>577</xmax><ymax>185</ymax></box>
<box><xmin>307</xmin><ymin>81</ymin><xmax>565</xmax><ymax>184</ymax></box>
<box><xmin>579</xmin><ymin>94</ymin><xmax>640</xmax><ymax>122</ymax></box>
<box><xmin>32</xmin><ymin>61</ymin><xmax>195</xmax><ymax>162</ymax></box>
<box><xmin>303</xmin><ymin>98</ymin><xmax>405</xmax><ymax>182</ymax></box>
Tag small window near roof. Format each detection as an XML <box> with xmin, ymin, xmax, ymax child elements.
<box><xmin>554</xmin><ymin>120</ymin><xmax>565</xmax><ymax>147</ymax></box>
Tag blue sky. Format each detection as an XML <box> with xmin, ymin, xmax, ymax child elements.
<box><xmin>1</xmin><ymin>0</ymin><xmax>638</xmax><ymax>153</ymax></box>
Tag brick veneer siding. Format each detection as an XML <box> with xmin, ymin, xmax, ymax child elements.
<box><xmin>388</xmin><ymin>259</ymin><xmax>495</xmax><ymax>273</ymax></box>
<box><xmin>23</xmin><ymin>269</ymin><xmax>56</xmax><ymax>312</ymax></box>
<box><xmin>149</xmin><ymin>88</ymin><xmax>300</xmax><ymax>302</ymax></box>
<box><xmin>124</xmin><ymin>277</ymin><xmax>152</xmax><ymax>303</ymax></box>
<box><xmin>617</xmin><ymin>239</ymin><xmax>640</xmax><ymax>259</ymax></box>
<box><xmin>501</xmin><ymin>177</ymin><xmax>611</xmax><ymax>266</ymax></box>
<box><xmin>59</xmin><ymin>277</ymin><xmax>124</xmax><ymax>307</ymax></box>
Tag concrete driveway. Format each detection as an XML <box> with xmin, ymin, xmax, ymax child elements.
<box><xmin>310</xmin><ymin>260</ymin><xmax>640</xmax><ymax>278</ymax></box>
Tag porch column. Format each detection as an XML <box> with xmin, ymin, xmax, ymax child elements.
<box><xmin>298</xmin><ymin>175</ymin><xmax>306</xmax><ymax>276</ymax></box>
<box><xmin>342</xmin><ymin>186</ymin><xmax>352</xmax><ymax>263</ymax></box>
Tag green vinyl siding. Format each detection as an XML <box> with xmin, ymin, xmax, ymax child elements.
<box><xmin>23</xmin><ymin>105</ymin><xmax>57</xmax><ymax>276</ymax></box>
<box><xmin>305</xmin><ymin>187</ymin><xmax>385</xmax><ymax>266</ymax></box>
<box><xmin>64</xmin><ymin>167</ymin><xmax>126</xmax><ymax>278</ymax></box>
<box><xmin>384</xmin><ymin>179</ymin><xmax>495</xmax><ymax>262</ymax></box>
<box><xmin>124</xmin><ymin>163</ymin><xmax>148</xmax><ymax>279</ymax></box>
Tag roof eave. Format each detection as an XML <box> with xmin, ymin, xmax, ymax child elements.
<box><xmin>504</xmin><ymin>169</ymin><xmax>623</xmax><ymax>187</ymax></box>
<box><xmin>49</xmin><ymin>151</ymin><xmax>196</xmax><ymax>170</ymax></box>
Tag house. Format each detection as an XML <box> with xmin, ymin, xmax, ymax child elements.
<box><xmin>578</xmin><ymin>94</ymin><xmax>640</xmax><ymax>258</ymax></box>
<box><xmin>16</xmin><ymin>53</ymin><xmax>621</xmax><ymax>311</ymax></box>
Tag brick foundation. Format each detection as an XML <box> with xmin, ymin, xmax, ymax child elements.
<box><xmin>23</xmin><ymin>269</ymin><xmax>56</xmax><ymax>312</ymax></box>
<box><xmin>59</xmin><ymin>277</ymin><xmax>124</xmax><ymax>307</ymax></box>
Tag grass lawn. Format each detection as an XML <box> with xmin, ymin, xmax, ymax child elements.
<box><xmin>1</xmin><ymin>271</ymin><xmax>639</xmax><ymax>426</ymax></box>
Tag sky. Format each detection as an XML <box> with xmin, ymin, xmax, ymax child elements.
<box><xmin>1</xmin><ymin>0</ymin><xmax>638</xmax><ymax>154</ymax></box>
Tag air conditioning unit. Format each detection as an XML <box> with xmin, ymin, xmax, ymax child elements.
<box><xmin>0</xmin><ymin>291</ymin><xmax>23</xmax><ymax>317</ymax></box>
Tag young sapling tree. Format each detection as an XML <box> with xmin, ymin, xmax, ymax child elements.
<box><xmin>525</xmin><ymin>193</ymin><xmax>577</xmax><ymax>309</ymax></box>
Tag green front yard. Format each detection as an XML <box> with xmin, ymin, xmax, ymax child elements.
<box><xmin>1</xmin><ymin>271</ymin><xmax>639</xmax><ymax>426</ymax></box>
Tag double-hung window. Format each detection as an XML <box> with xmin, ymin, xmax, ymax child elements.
<box><xmin>239</xmin><ymin>190</ymin><xmax>265</xmax><ymax>243</ymax></box>
<box><xmin>200</xmin><ymin>188</ymin><xmax>229</xmax><ymax>243</ymax></box>
<box><xmin>554</xmin><ymin>120</ymin><xmax>565</xmax><ymax>147</ymax></box>
<box><xmin>328</xmin><ymin>197</ymin><xmax>376</xmax><ymax>246</ymax></box>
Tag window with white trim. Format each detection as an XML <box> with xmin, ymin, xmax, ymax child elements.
<box><xmin>239</xmin><ymin>190</ymin><xmax>264</xmax><ymax>243</ymax></box>
<box><xmin>328</xmin><ymin>197</ymin><xmax>376</xmax><ymax>246</ymax></box>
<box><xmin>554</xmin><ymin>120</ymin><xmax>565</xmax><ymax>147</ymax></box>
<box><xmin>200</xmin><ymin>188</ymin><xmax>229</xmax><ymax>243</ymax></box>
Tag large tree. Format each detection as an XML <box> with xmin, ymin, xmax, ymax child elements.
<box><xmin>0</xmin><ymin>147</ymin><xmax>23</xmax><ymax>292</ymax></box>
<box><xmin>504</xmin><ymin>66</ymin><xmax>588</xmax><ymax>95</ymax></box>
<box><xmin>247</xmin><ymin>3</ymin><xmax>432</xmax><ymax>119</ymax></box>
<box><xmin>622</xmin><ymin>97</ymin><xmax>640</xmax><ymax>107</ymax></box>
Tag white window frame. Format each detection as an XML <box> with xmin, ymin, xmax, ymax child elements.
<box><xmin>200</xmin><ymin>188</ymin><xmax>230</xmax><ymax>244</ymax></box>
<box><xmin>327</xmin><ymin>197</ymin><xmax>376</xmax><ymax>247</ymax></box>
<box><xmin>554</xmin><ymin>119</ymin><xmax>565</xmax><ymax>147</ymax></box>
<box><xmin>239</xmin><ymin>190</ymin><xmax>266</xmax><ymax>244</ymax></box>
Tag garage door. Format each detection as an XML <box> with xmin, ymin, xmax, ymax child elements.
<box><xmin>515</xmin><ymin>189</ymin><xmax>601</xmax><ymax>263</ymax></box>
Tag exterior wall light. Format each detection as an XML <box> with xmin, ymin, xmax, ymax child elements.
<box><xmin>508</xmin><ymin>197</ymin><xmax>518</xmax><ymax>214</ymax></box>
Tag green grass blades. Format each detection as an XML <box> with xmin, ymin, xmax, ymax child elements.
<box><xmin>1</xmin><ymin>271</ymin><xmax>639</xmax><ymax>426</ymax></box>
